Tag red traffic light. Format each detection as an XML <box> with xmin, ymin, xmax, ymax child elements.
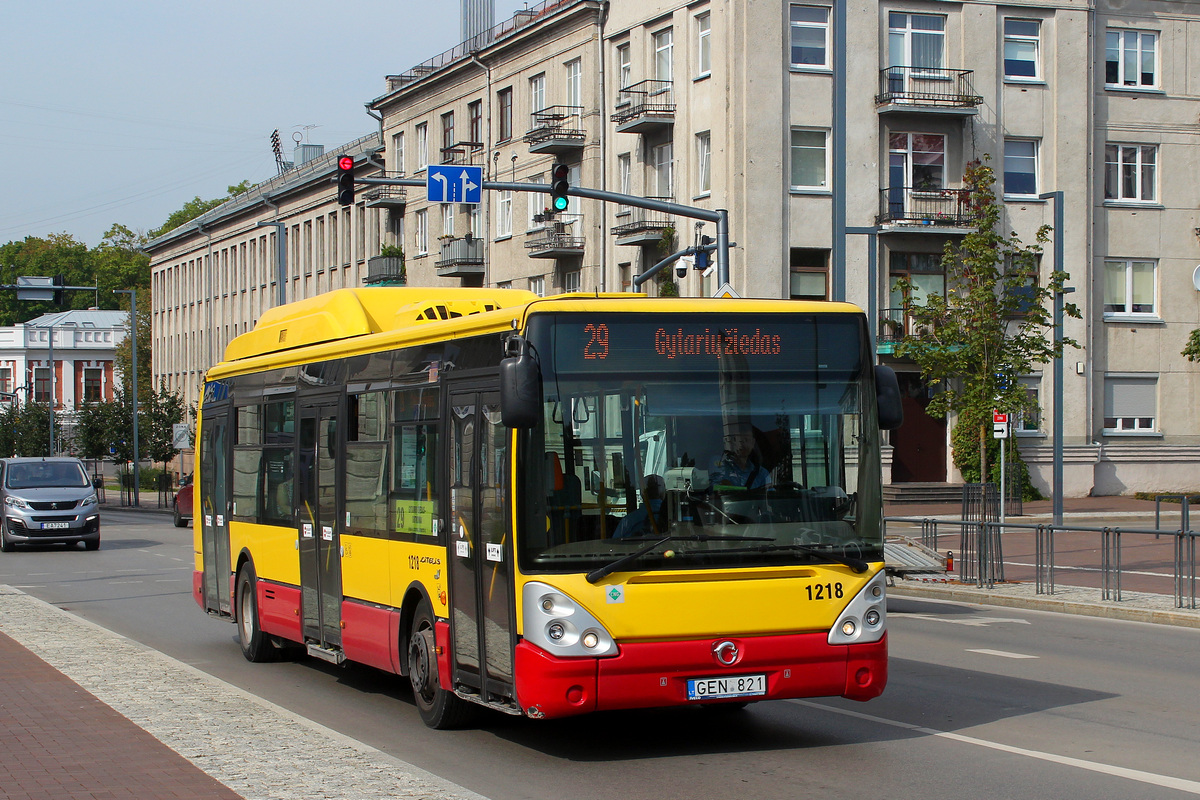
<box><xmin>338</xmin><ymin>155</ymin><xmax>354</xmax><ymax>172</ymax></box>
<box><xmin>551</xmin><ymin>163</ymin><xmax>569</xmax><ymax>181</ymax></box>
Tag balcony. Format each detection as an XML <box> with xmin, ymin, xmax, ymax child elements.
<box><xmin>875</xmin><ymin>67</ymin><xmax>982</xmax><ymax>115</ymax></box>
<box><xmin>876</xmin><ymin>187</ymin><xmax>979</xmax><ymax>230</ymax></box>
<box><xmin>435</xmin><ymin>236</ymin><xmax>485</xmax><ymax>278</ymax></box>
<box><xmin>610</xmin><ymin>80</ymin><xmax>674</xmax><ymax>134</ymax></box>
<box><xmin>439</xmin><ymin>142</ymin><xmax>484</xmax><ymax>166</ymax></box>
<box><xmin>525</xmin><ymin>217</ymin><xmax>585</xmax><ymax>259</ymax></box>
<box><xmin>877</xmin><ymin>308</ymin><xmax>907</xmax><ymax>354</ymax></box>
<box><xmin>363</xmin><ymin>171</ymin><xmax>408</xmax><ymax>211</ymax></box>
<box><xmin>524</xmin><ymin>106</ymin><xmax>586</xmax><ymax>154</ymax></box>
<box><xmin>610</xmin><ymin>200</ymin><xmax>674</xmax><ymax>246</ymax></box>
<box><xmin>364</xmin><ymin>256</ymin><xmax>406</xmax><ymax>286</ymax></box>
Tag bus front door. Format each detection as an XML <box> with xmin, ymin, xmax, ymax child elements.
<box><xmin>447</xmin><ymin>388</ymin><xmax>516</xmax><ymax>709</ymax></box>
<box><xmin>297</xmin><ymin>399</ymin><xmax>344</xmax><ymax>653</ymax></box>
<box><xmin>199</xmin><ymin>407</ymin><xmax>232</xmax><ymax>616</ymax></box>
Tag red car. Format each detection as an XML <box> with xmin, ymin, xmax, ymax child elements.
<box><xmin>173</xmin><ymin>474</ymin><xmax>194</xmax><ymax>528</ymax></box>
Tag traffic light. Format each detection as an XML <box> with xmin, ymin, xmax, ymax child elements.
<box><xmin>52</xmin><ymin>274</ymin><xmax>65</xmax><ymax>306</ymax></box>
<box><xmin>549</xmin><ymin>162</ymin><xmax>570</xmax><ymax>212</ymax></box>
<box><xmin>336</xmin><ymin>154</ymin><xmax>355</xmax><ymax>206</ymax></box>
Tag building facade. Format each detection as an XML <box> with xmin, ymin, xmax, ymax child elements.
<box><xmin>148</xmin><ymin>0</ymin><xmax>1200</xmax><ymax>496</ymax></box>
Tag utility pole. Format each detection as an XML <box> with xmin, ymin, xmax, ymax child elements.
<box><xmin>114</xmin><ymin>289</ymin><xmax>140</xmax><ymax>507</ymax></box>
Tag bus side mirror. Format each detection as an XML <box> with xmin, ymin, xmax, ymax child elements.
<box><xmin>500</xmin><ymin>335</ymin><xmax>541</xmax><ymax>428</ymax></box>
<box><xmin>875</xmin><ymin>364</ymin><xmax>904</xmax><ymax>431</ymax></box>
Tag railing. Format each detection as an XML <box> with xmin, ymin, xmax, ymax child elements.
<box><xmin>610</xmin><ymin>198</ymin><xmax>674</xmax><ymax>236</ymax></box>
<box><xmin>440</xmin><ymin>144</ymin><xmax>484</xmax><ymax>166</ymax></box>
<box><xmin>875</xmin><ymin>66</ymin><xmax>983</xmax><ymax>108</ymax></box>
<box><xmin>362</xmin><ymin>171</ymin><xmax>407</xmax><ymax>205</ymax></box>
<box><xmin>877</xmin><ymin>186</ymin><xmax>977</xmax><ymax>226</ymax></box>
<box><xmin>364</xmin><ymin>255</ymin><xmax>406</xmax><ymax>285</ymax></box>
<box><xmin>886</xmin><ymin>516</ymin><xmax>1200</xmax><ymax>609</ymax></box>
<box><xmin>524</xmin><ymin>106</ymin><xmax>585</xmax><ymax>145</ymax></box>
<box><xmin>610</xmin><ymin>80</ymin><xmax>675</xmax><ymax>125</ymax></box>
<box><xmin>436</xmin><ymin>236</ymin><xmax>484</xmax><ymax>269</ymax></box>
<box><xmin>525</xmin><ymin>217</ymin><xmax>585</xmax><ymax>255</ymax></box>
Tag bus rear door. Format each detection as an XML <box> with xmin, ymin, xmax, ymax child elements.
<box><xmin>297</xmin><ymin>396</ymin><xmax>344</xmax><ymax>657</ymax></box>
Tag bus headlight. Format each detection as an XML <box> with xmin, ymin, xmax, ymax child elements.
<box><xmin>522</xmin><ymin>581</ymin><xmax>618</xmax><ymax>657</ymax></box>
<box><xmin>828</xmin><ymin>571</ymin><xmax>887</xmax><ymax>645</ymax></box>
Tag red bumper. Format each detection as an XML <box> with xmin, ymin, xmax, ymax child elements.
<box><xmin>513</xmin><ymin>631</ymin><xmax>887</xmax><ymax>720</ymax></box>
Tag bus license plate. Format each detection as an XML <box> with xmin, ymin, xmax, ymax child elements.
<box><xmin>41</xmin><ymin>522</ymin><xmax>70</xmax><ymax>530</ymax></box>
<box><xmin>687</xmin><ymin>674</ymin><xmax>766</xmax><ymax>701</ymax></box>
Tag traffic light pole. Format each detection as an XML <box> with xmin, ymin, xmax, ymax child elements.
<box><xmin>356</xmin><ymin>177</ymin><xmax>732</xmax><ymax>287</ymax></box>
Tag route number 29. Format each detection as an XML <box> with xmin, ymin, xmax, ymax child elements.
<box><xmin>584</xmin><ymin>323</ymin><xmax>609</xmax><ymax>359</ymax></box>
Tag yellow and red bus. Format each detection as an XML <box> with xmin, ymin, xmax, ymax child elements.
<box><xmin>192</xmin><ymin>287</ymin><xmax>902</xmax><ymax>728</ymax></box>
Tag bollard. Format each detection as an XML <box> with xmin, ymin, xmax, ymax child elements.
<box><xmin>946</xmin><ymin>551</ymin><xmax>954</xmax><ymax>572</ymax></box>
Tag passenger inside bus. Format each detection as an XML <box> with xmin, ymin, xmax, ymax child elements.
<box><xmin>611</xmin><ymin>474</ymin><xmax>666</xmax><ymax>539</ymax></box>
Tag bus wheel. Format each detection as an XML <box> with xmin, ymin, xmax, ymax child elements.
<box><xmin>408</xmin><ymin>602</ymin><xmax>474</xmax><ymax>729</ymax></box>
<box><xmin>237</xmin><ymin>564</ymin><xmax>275</xmax><ymax>663</ymax></box>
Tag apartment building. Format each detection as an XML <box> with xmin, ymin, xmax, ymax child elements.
<box><xmin>148</xmin><ymin>0</ymin><xmax>1200</xmax><ymax>495</ymax></box>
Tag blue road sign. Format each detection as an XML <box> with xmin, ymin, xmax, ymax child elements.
<box><xmin>426</xmin><ymin>165</ymin><xmax>483</xmax><ymax>204</ymax></box>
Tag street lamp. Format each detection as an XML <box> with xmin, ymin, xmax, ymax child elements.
<box><xmin>114</xmin><ymin>289</ymin><xmax>140</xmax><ymax>508</ymax></box>
<box><xmin>1039</xmin><ymin>191</ymin><xmax>1073</xmax><ymax>527</ymax></box>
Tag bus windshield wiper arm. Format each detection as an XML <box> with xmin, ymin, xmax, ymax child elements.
<box><xmin>585</xmin><ymin>533</ymin><xmax>773</xmax><ymax>584</ymax></box>
<box><xmin>709</xmin><ymin>543</ymin><xmax>869</xmax><ymax>574</ymax></box>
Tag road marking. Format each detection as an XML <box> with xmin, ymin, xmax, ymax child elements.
<box><xmin>792</xmin><ymin>699</ymin><xmax>1200</xmax><ymax>794</ymax></box>
<box><xmin>899</xmin><ymin>613</ymin><xmax>1031</xmax><ymax>627</ymax></box>
<box><xmin>966</xmin><ymin>648</ymin><xmax>1039</xmax><ymax>659</ymax></box>
<box><xmin>110</xmin><ymin>580</ymin><xmax>142</xmax><ymax>585</ymax></box>
<box><xmin>1005</xmin><ymin>561</ymin><xmax>1172</xmax><ymax>579</ymax></box>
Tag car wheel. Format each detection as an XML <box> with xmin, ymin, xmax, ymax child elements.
<box><xmin>408</xmin><ymin>601</ymin><xmax>474</xmax><ymax>729</ymax></box>
<box><xmin>173</xmin><ymin>505</ymin><xmax>187</xmax><ymax>528</ymax></box>
<box><xmin>237</xmin><ymin>563</ymin><xmax>276</xmax><ymax>663</ymax></box>
<box><xmin>0</xmin><ymin>523</ymin><xmax>13</xmax><ymax>553</ymax></box>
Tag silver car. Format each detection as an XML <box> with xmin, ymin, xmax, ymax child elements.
<box><xmin>0</xmin><ymin>457</ymin><xmax>101</xmax><ymax>551</ymax></box>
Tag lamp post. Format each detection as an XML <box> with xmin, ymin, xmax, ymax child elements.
<box><xmin>46</xmin><ymin>320</ymin><xmax>55</xmax><ymax>455</ymax></box>
<box><xmin>114</xmin><ymin>289</ymin><xmax>140</xmax><ymax>507</ymax></box>
<box><xmin>1039</xmin><ymin>191</ymin><xmax>1072</xmax><ymax>527</ymax></box>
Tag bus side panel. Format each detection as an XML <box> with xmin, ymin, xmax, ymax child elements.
<box><xmin>341</xmin><ymin>534</ymin><xmax>392</xmax><ymax>607</ymax></box>
<box><xmin>388</xmin><ymin>540</ymin><xmax>450</xmax><ymax>618</ymax></box>
<box><xmin>229</xmin><ymin>522</ymin><xmax>300</xmax><ymax>587</ymax></box>
<box><xmin>258</xmin><ymin>580</ymin><xmax>302</xmax><ymax>642</ymax></box>
<box><xmin>341</xmin><ymin>600</ymin><xmax>401</xmax><ymax>673</ymax></box>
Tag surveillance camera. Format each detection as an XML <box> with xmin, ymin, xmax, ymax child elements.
<box><xmin>675</xmin><ymin>264</ymin><xmax>688</xmax><ymax>279</ymax></box>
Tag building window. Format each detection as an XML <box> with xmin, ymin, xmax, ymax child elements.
<box><xmin>1103</xmin><ymin>259</ymin><xmax>1156</xmax><ymax>317</ymax></box>
<box><xmin>441</xmin><ymin>204</ymin><xmax>454</xmax><ymax>239</ymax></box>
<box><xmin>1104</xmin><ymin>375</ymin><xmax>1156</xmax><ymax>433</ymax></box>
<box><xmin>1104</xmin><ymin>144</ymin><xmax>1156</xmax><ymax>202</ymax></box>
<box><xmin>563</xmin><ymin>269</ymin><xmax>581</xmax><ymax>293</ymax></box>
<box><xmin>789</xmin><ymin>249</ymin><xmax>829</xmax><ymax>300</ymax></box>
<box><xmin>652</xmin><ymin>142</ymin><xmax>674</xmax><ymax>199</ymax></box>
<box><xmin>529</xmin><ymin>72</ymin><xmax>546</xmax><ymax>115</ymax></box>
<box><xmin>529</xmin><ymin>276</ymin><xmax>545</xmax><ymax>297</ymax></box>
<box><xmin>617</xmin><ymin>153</ymin><xmax>632</xmax><ymax>213</ymax></box>
<box><xmin>0</xmin><ymin>367</ymin><xmax>12</xmax><ymax>396</ymax></box>
<box><xmin>84</xmin><ymin>368</ymin><xmax>103</xmax><ymax>403</ymax></box>
<box><xmin>888</xmin><ymin>12</ymin><xmax>945</xmax><ymax>71</ymax></box>
<box><xmin>1016</xmin><ymin>375</ymin><xmax>1042</xmax><ymax>433</ymax></box>
<box><xmin>790</xmin><ymin>5</ymin><xmax>830</xmax><ymax>68</ymax></box>
<box><xmin>616</xmin><ymin>43</ymin><xmax>632</xmax><ymax>93</ymax></box>
<box><xmin>392</xmin><ymin>131</ymin><xmax>405</xmax><ymax>174</ymax></box>
<box><xmin>889</xmin><ymin>252</ymin><xmax>945</xmax><ymax>312</ymax></box>
<box><xmin>1106</xmin><ymin>29</ymin><xmax>1157</xmax><ymax>88</ymax></box>
<box><xmin>33</xmin><ymin>367</ymin><xmax>50</xmax><ymax>403</ymax></box>
<box><xmin>468</xmin><ymin>100</ymin><xmax>483</xmax><ymax>146</ymax></box>
<box><xmin>655</xmin><ymin>28</ymin><xmax>673</xmax><ymax>83</ymax></box>
<box><xmin>790</xmin><ymin>128</ymin><xmax>829</xmax><ymax>189</ymax></box>
<box><xmin>696</xmin><ymin>132</ymin><xmax>711</xmax><ymax>195</ymax></box>
<box><xmin>565</xmin><ymin>59</ymin><xmax>582</xmax><ymax>108</ymax></box>
<box><xmin>441</xmin><ymin>112</ymin><xmax>454</xmax><ymax>163</ymax></box>
<box><xmin>696</xmin><ymin>13</ymin><xmax>711</xmax><ymax>76</ymax></box>
<box><xmin>527</xmin><ymin>175</ymin><xmax>545</xmax><ymax>229</ymax></box>
<box><xmin>890</xmin><ymin>132</ymin><xmax>945</xmax><ymax>191</ymax></box>
<box><xmin>497</xmin><ymin>88</ymin><xmax>513</xmax><ymax>141</ymax></box>
<box><xmin>1003</xmin><ymin>139</ymin><xmax>1038</xmax><ymax>197</ymax></box>
<box><xmin>415</xmin><ymin>210</ymin><xmax>428</xmax><ymax>256</ymax></box>
<box><xmin>497</xmin><ymin>189</ymin><xmax>512</xmax><ymax>237</ymax></box>
<box><xmin>415</xmin><ymin>122</ymin><xmax>427</xmax><ymax>170</ymax></box>
<box><xmin>468</xmin><ymin>206</ymin><xmax>481</xmax><ymax>238</ymax></box>
<box><xmin>1003</xmin><ymin>19</ymin><xmax>1041</xmax><ymax>80</ymax></box>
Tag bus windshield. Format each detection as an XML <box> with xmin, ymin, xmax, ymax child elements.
<box><xmin>517</xmin><ymin>311</ymin><xmax>884</xmax><ymax>574</ymax></box>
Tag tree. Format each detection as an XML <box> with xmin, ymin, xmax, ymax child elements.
<box><xmin>0</xmin><ymin>401</ymin><xmax>61</xmax><ymax>457</ymax></box>
<box><xmin>149</xmin><ymin>181</ymin><xmax>252</xmax><ymax>239</ymax></box>
<box><xmin>0</xmin><ymin>233</ymin><xmax>99</xmax><ymax>325</ymax></box>
<box><xmin>113</xmin><ymin>290</ymin><xmax>153</xmax><ymax>403</ymax></box>
<box><xmin>142</xmin><ymin>381</ymin><xmax>188</xmax><ymax>467</ymax></box>
<box><xmin>93</xmin><ymin>224</ymin><xmax>151</xmax><ymax>296</ymax></box>
<box><xmin>894</xmin><ymin>158</ymin><xmax>1080</xmax><ymax>493</ymax></box>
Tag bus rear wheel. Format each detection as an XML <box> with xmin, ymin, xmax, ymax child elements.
<box><xmin>237</xmin><ymin>563</ymin><xmax>276</xmax><ymax>663</ymax></box>
<box><xmin>408</xmin><ymin>602</ymin><xmax>473</xmax><ymax>729</ymax></box>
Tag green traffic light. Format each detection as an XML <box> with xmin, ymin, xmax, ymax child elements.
<box><xmin>552</xmin><ymin>196</ymin><xmax>569</xmax><ymax>211</ymax></box>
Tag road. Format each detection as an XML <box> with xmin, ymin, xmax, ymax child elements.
<box><xmin>3</xmin><ymin>510</ymin><xmax>1200</xmax><ymax>799</ymax></box>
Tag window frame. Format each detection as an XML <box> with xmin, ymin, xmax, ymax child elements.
<box><xmin>1003</xmin><ymin>138</ymin><xmax>1039</xmax><ymax>198</ymax></box>
<box><xmin>888</xmin><ymin>12</ymin><xmax>946</xmax><ymax>71</ymax></box>
<box><xmin>529</xmin><ymin>72</ymin><xmax>546</xmax><ymax>116</ymax></box>
<box><xmin>1105</xmin><ymin>28</ymin><xmax>1158</xmax><ymax>89</ymax></box>
<box><xmin>496</xmin><ymin>189</ymin><xmax>513</xmax><ymax>238</ymax></box>
<box><xmin>1103</xmin><ymin>258</ymin><xmax>1157</xmax><ymax>319</ymax></box>
<box><xmin>696</xmin><ymin>12</ymin><xmax>711</xmax><ymax>77</ymax></box>
<box><xmin>497</xmin><ymin>87</ymin><xmax>513</xmax><ymax>142</ymax></box>
<box><xmin>1104</xmin><ymin>143</ymin><xmax>1157</xmax><ymax>204</ymax></box>
<box><xmin>695</xmin><ymin>131</ymin><xmax>711</xmax><ymax>196</ymax></box>
<box><xmin>654</xmin><ymin>28</ymin><xmax>674</xmax><ymax>83</ymax></box>
<box><xmin>790</xmin><ymin>127</ymin><xmax>830</xmax><ymax>191</ymax></box>
<box><xmin>651</xmin><ymin>142</ymin><xmax>674</xmax><ymax>199</ymax></box>
<box><xmin>1003</xmin><ymin>18</ymin><xmax>1041</xmax><ymax>81</ymax></box>
<box><xmin>790</xmin><ymin>4</ymin><xmax>831</xmax><ymax>70</ymax></box>
<box><xmin>1103</xmin><ymin>375</ymin><xmax>1158</xmax><ymax>434</ymax></box>
<box><xmin>415</xmin><ymin>122</ymin><xmax>428</xmax><ymax>171</ymax></box>
<box><xmin>414</xmin><ymin>209</ymin><xmax>428</xmax><ymax>256</ymax></box>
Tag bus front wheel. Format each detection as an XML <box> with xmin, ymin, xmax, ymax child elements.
<box><xmin>236</xmin><ymin>564</ymin><xmax>276</xmax><ymax>663</ymax></box>
<box><xmin>408</xmin><ymin>602</ymin><xmax>473</xmax><ymax>729</ymax></box>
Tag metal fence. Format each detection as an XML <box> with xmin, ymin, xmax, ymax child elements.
<box><xmin>886</xmin><ymin>516</ymin><xmax>1199</xmax><ymax>609</ymax></box>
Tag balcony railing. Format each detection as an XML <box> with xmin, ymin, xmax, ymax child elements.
<box><xmin>363</xmin><ymin>171</ymin><xmax>408</xmax><ymax>209</ymax></box>
<box><xmin>875</xmin><ymin>66</ymin><xmax>983</xmax><ymax>111</ymax></box>
<box><xmin>439</xmin><ymin>142</ymin><xmax>484</xmax><ymax>166</ymax></box>
<box><xmin>611</xmin><ymin>80</ymin><xmax>675</xmax><ymax>132</ymax></box>
<box><xmin>524</xmin><ymin>106</ymin><xmax>585</xmax><ymax>153</ymax></box>
<box><xmin>876</xmin><ymin>186</ymin><xmax>978</xmax><ymax>227</ymax></box>
<box><xmin>610</xmin><ymin>199</ymin><xmax>674</xmax><ymax>245</ymax></box>
<box><xmin>364</xmin><ymin>255</ymin><xmax>406</xmax><ymax>285</ymax></box>
<box><xmin>525</xmin><ymin>217</ymin><xmax>585</xmax><ymax>258</ymax></box>
<box><xmin>435</xmin><ymin>236</ymin><xmax>484</xmax><ymax>276</ymax></box>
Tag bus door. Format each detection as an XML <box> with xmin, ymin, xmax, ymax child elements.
<box><xmin>199</xmin><ymin>407</ymin><xmax>232</xmax><ymax>615</ymax></box>
<box><xmin>447</xmin><ymin>386</ymin><xmax>516</xmax><ymax>706</ymax></box>
<box><xmin>297</xmin><ymin>396</ymin><xmax>344</xmax><ymax>651</ymax></box>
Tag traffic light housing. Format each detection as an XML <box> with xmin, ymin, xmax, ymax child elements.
<box><xmin>550</xmin><ymin>162</ymin><xmax>570</xmax><ymax>212</ymax></box>
<box><xmin>336</xmin><ymin>154</ymin><xmax>355</xmax><ymax>206</ymax></box>
<box><xmin>52</xmin><ymin>274</ymin><xmax>65</xmax><ymax>306</ymax></box>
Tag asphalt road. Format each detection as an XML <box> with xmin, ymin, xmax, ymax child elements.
<box><xmin>3</xmin><ymin>510</ymin><xmax>1200</xmax><ymax>799</ymax></box>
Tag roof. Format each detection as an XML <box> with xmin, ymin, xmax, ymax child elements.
<box><xmin>24</xmin><ymin>310</ymin><xmax>128</xmax><ymax>329</ymax></box>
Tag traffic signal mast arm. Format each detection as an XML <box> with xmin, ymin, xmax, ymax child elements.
<box><xmin>355</xmin><ymin>175</ymin><xmax>732</xmax><ymax>287</ymax></box>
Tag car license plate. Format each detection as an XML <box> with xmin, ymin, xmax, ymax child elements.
<box><xmin>41</xmin><ymin>522</ymin><xmax>70</xmax><ymax>530</ymax></box>
<box><xmin>686</xmin><ymin>673</ymin><xmax>767</xmax><ymax>701</ymax></box>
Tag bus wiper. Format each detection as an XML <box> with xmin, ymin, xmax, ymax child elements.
<box><xmin>585</xmin><ymin>533</ymin><xmax>773</xmax><ymax>584</ymax></box>
<box><xmin>701</xmin><ymin>542</ymin><xmax>869</xmax><ymax>574</ymax></box>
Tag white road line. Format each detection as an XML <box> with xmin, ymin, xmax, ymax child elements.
<box><xmin>898</xmin><ymin>613</ymin><xmax>1030</xmax><ymax>627</ymax></box>
<box><xmin>791</xmin><ymin>699</ymin><xmax>1200</xmax><ymax>794</ymax></box>
<box><xmin>1005</xmin><ymin>561</ymin><xmax>1173</xmax><ymax>579</ymax></box>
<box><xmin>966</xmin><ymin>648</ymin><xmax>1039</xmax><ymax>659</ymax></box>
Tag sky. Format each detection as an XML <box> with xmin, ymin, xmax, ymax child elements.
<box><xmin>0</xmin><ymin>0</ymin><xmax>530</xmax><ymax>247</ymax></box>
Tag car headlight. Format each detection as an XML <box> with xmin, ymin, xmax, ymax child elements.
<box><xmin>82</xmin><ymin>493</ymin><xmax>98</xmax><ymax>506</ymax></box>
<box><xmin>4</xmin><ymin>495</ymin><xmax>29</xmax><ymax>510</ymax></box>
<box><xmin>521</xmin><ymin>581</ymin><xmax>618</xmax><ymax>657</ymax></box>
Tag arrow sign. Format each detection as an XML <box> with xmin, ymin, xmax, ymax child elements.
<box><xmin>426</xmin><ymin>165</ymin><xmax>483</xmax><ymax>204</ymax></box>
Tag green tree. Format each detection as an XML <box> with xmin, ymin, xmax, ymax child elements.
<box><xmin>150</xmin><ymin>181</ymin><xmax>252</xmax><ymax>239</ymax></box>
<box><xmin>894</xmin><ymin>158</ymin><xmax>1080</xmax><ymax>493</ymax></box>
<box><xmin>93</xmin><ymin>224</ymin><xmax>151</xmax><ymax>296</ymax></box>
<box><xmin>113</xmin><ymin>290</ymin><xmax>153</xmax><ymax>403</ymax></box>
<box><xmin>0</xmin><ymin>233</ymin><xmax>99</xmax><ymax>325</ymax></box>
<box><xmin>142</xmin><ymin>381</ymin><xmax>188</xmax><ymax>467</ymax></box>
<box><xmin>0</xmin><ymin>401</ymin><xmax>61</xmax><ymax>457</ymax></box>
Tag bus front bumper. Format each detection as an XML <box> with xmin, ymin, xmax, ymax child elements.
<box><xmin>514</xmin><ymin>631</ymin><xmax>886</xmax><ymax>720</ymax></box>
